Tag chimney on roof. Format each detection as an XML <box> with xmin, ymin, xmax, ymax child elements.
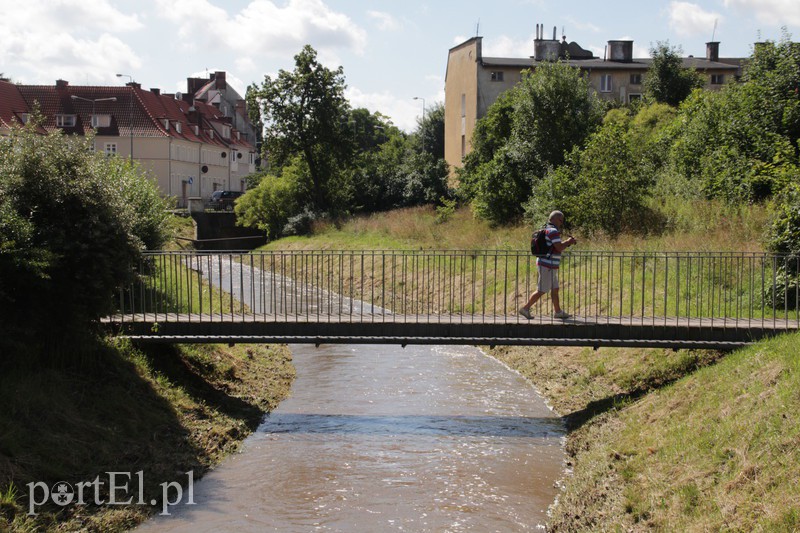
<box><xmin>151</xmin><ymin>88</ymin><xmax>160</xmax><ymax>96</ymax></box>
<box><xmin>607</xmin><ymin>40</ymin><xmax>633</xmax><ymax>63</ymax></box>
<box><xmin>56</xmin><ymin>79</ymin><xmax>69</xmax><ymax>89</ymax></box>
<box><xmin>706</xmin><ymin>41</ymin><xmax>720</xmax><ymax>62</ymax></box>
<box><xmin>214</xmin><ymin>71</ymin><xmax>226</xmax><ymax>90</ymax></box>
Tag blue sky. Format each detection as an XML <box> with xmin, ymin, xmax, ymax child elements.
<box><xmin>1</xmin><ymin>0</ymin><xmax>799</xmax><ymax>131</ymax></box>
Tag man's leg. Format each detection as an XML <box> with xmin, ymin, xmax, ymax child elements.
<box><xmin>523</xmin><ymin>290</ymin><xmax>543</xmax><ymax>309</ymax></box>
<box><xmin>551</xmin><ymin>288</ymin><xmax>561</xmax><ymax>314</ymax></box>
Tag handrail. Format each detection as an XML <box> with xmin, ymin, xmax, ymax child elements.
<box><xmin>117</xmin><ymin>250</ymin><xmax>800</xmax><ymax>328</ymax></box>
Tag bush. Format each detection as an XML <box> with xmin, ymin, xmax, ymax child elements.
<box><xmin>235</xmin><ymin>165</ymin><xmax>303</xmax><ymax>239</ymax></box>
<box><xmin>525</xmin><ymin>119</ymin><xmax>654</xmax><ymax>236</ymax></box>
<box><xmin>0</xmin><ymin>122</ymin><xmax>170</xmax><ymax>359</ymax></box>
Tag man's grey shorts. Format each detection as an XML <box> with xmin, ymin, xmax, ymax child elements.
<box><xmin>537</xmin><ymin>265</ymin><xmax>559</xmax><ymax>293</ymax></box>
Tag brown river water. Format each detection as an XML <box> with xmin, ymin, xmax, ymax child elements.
<box><xmin>137</xmin><ymin>258</ymin><xmax>566</xmax><ymax>532</ymax></box>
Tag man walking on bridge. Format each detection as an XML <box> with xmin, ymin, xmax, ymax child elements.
<box><xmin>519</xmin><ymin>210</ymin><xmax>577</xmax><ymax>320</ymax></box>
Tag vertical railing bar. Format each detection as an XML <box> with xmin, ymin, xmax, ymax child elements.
<box><xmin>773</xmin><ymin>256</ymin><xmax>778</xmax><ymax>328</ymax></box>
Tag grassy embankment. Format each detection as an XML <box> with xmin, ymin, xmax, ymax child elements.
<box><xmin>258</xmin><ymin>203</ymin><xmax>800</xmax><ymax>530</ymax></box>
<box><xmin>0</xmin><ymin>216</ymin><xmax>295</xmax><ymax>532</ymax></box>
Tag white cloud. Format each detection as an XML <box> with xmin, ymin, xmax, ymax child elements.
<box><xmin>0</xmin><ymin>0</ymin><xmax>143</xmax><ymax>84</ymax></box>
<box><xmin>564</xmin><ymin>17</ymin><xmax>602</xmax><ymax>35</ymax></box>
<box><xmin>480</xmin><ymin>34</ymin><xmax>535</xmax><ymax>57</ymax></box>
<box><xmin>346</xmin><ymin>86</ymin><xmax>422</xmax><ymax>132</ymax></box>
<box><xmin>367</xmin><ymin>10</ymin><xmax>401</xmax><ymax>31</ymax></box>
<box><xmin>668</xmin><ymin>1</ymin><xmax>721</xmax><ymax>37</ymax></box>
<box><xmin>156</xmin><ymin>0</ymin><xmax>368</xmax><ymax>63</ymax></box>
<box><xmin>724</xmin><ymin>0</ymin><xmax>800</xmax><ymax>25</ymax></box>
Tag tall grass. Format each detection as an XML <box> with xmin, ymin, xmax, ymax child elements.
<box><xmin>119</xmin><ymin>254</ymin><xmax>247</xmax><ymax>317</ymax></box>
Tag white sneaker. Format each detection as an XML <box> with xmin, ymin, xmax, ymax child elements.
<box><xmin>518</xmin><ymin>307</ymin><xmax>533</xmax><ymax>320</ymax></box>
<box><xmin>553</xmin><ymin>310</ymin><xmax>571</xmax><ymax>319</ymax></box>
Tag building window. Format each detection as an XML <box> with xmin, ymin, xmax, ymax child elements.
<box><xmin>56</xmin><ymin>114</ymin><xmax>76</xmax><ymax>127</ymax></box>
<box><xmin>461</xmin><ymin>135</ymin><xmax>466</xmax><ymax>160</ymax></box>
<box><xmin>630</xmin><ymin>74</ymin><xmax>642</xmax><ymax>85</ymax></box>
<box><xmin>460</xmin><ymin>94</ymin><xmax>466</xmax><ymax>117</ymax></box>
<box><xmin>91</xmin><ymin>114</ymin><xmax>111</xmax><ymax>128</ymax></box>
<box><xmin>175</xmin><ymin>122</ymin><xmax>182</xmax><ymax>134</ymax></box>
<box><xmin>490</xmin><ymin>71</ymin><xmax>504</xmax><ymax>82</ymax></box>
<box><xmin>629</xmin><ymin>94</ymin><xmax>642</xmax><ymax>104</ymax></box>
<box><xmin>711</xmin><ymin>74</ymin><xmax>724</xmax><ymax>85</ymax></box>
<box><xmin>104</xmin><ymin>143</ymin><xmax>117</xmax><ymax>156</ymax></box>
<box><xmin>600</xmin><ymin>75</ymin><xmax>613</xmax><ymax>93</ymax></box>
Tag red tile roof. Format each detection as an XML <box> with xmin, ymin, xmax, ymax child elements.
<box><xmin>3</xmin><ymin>79</ymin><xmax>255</xmax><ymax>152</ymax></box>
<box><xmin>0</xmin><ymin>80</ymin><xmax>32</xmax><ymax>131</ymax></box>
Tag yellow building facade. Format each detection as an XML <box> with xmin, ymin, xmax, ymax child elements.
<box><xmin>445</xmin><ymin>33</ymin><xmax>742</xmax><ymax>174</ymax></box>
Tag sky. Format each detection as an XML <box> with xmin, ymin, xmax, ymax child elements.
<box><xmin>1</xmin><ymin>0</ymin><xmax>799</xmax><ymax>131</ymax></box>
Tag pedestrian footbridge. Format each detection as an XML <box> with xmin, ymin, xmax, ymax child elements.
<box><xmin>105</xmin><ymin>250</ymin><xmax>800</xmax><ymax>350</ymax></box>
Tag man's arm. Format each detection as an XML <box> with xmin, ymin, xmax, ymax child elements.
<box><xmin>552</xmin><ymin>236</ymin><xmax>577</xmax><ymax>253</ymax></box>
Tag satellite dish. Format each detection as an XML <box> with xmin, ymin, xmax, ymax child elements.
<box><xmin>175</xmin><ymin>91</ymin><xmax>182</xmax><ymax>100</ymax></box>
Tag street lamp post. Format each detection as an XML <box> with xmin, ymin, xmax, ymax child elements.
<box><xmin>413</xmin><ymin>96</ymin><xmax>426</xmax><ymax>154</ymax></box>
<box><xmin>70</xmin><ymin>95</ymin><xmax>117</xmax><ymax>133</ymax></box>
<box><xmin>116</xmin><ymin>73</ymin><xmax>134</xmax><ymax>162</ymax></box>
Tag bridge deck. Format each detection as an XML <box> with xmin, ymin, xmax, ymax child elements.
<box><xmin>105</xmin><ymin>313</ymin><xmax>799</xmax><ymax>350</ymax></box>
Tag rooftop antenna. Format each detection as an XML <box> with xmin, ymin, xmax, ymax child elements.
<box><xmin>562</xmin><ymin>25</ymin><xmax>566</xmax><ymax>41</ymax></box>
<box><xmin>711</xmin><ymin>18</ymin><xmax>718</xmax><ymax>42</ymax></box>
<box><xmin>476</xmin><ymin>19</ymin><xmax>480</xmax><ymax>37</ymax></box>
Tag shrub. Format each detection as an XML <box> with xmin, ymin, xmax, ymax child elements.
<box><xmin>0</xmin><ymin>121</ymin><xmax>170</xmax><ymax>360</ymax></box>
<box><xmin>235</xmin><ymin>166</ymin><xmax>303</xmax><ymax>239</ymax></box>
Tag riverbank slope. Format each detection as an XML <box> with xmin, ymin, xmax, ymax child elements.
<box><xmin>256</xmin><ymin>204</ymin><xmax>799</xmax><ymax>530</ymax></box>
<box><xmin>0</xmin><ymin>340</ymin><xmax>294</xmax><ymax>532</ymax></box>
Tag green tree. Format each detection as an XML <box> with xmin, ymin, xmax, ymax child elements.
<box><xmin>458</xmin><ymin>60</ymin><xmax>604</xmax><ymax>225</ymax></box>
<box><xmin>644</xmin><ymin>42</ymin><xmax>705</xmax><ymax>107</ymax></box>
<box><xmin>526</xmin><ymin>117</ymin><xmax>653</xmax><ymax>235</ymax></box>
<box><xmin>412</xmin><ymin>101</ymin><xmax>445</xmax><ymax>159</ymax></box>
<box><xmin>512</xmin><ymin>61</ymin><xmax>605</xmax><ymax>178</ymax></box>
<box><xmin>669</xmin><ymin>34</ymin><xmax>800</xmax><ymax>203</ymax></box>
<box><xmin>457</xmin><ymin>89</ymin><xmax>516</xmax><ymax>202</ymax></box>
<box><xmin>249</xmin><ymin>45</ymin><xmax>352</xmax><ymax>212</ymax></box>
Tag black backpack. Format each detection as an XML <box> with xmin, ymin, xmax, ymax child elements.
<box><xmin>530</xmin><ymin>225</ymin><xmax>552</xmax><ymax>257</ymax></box>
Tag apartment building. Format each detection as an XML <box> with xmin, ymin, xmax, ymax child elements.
<box><xmin>0</xmin><ymin>73</ymin><xmax>258</xmax><ymax>207</ymax></box>
<box><xmin>444</xmin><ymin>29</ymin><xmax>744</xmax><ymax>173</ymax></box>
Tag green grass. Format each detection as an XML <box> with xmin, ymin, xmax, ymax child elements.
<box><xmin>547</xmin><ymin>332</ymin><xmax>800</xmax><ymax>531</ymax></box>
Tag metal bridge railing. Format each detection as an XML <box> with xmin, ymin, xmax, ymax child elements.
<box><xmin>115</xmin><ymin>250</ymin><xmax>800</xmax><ymax>329</ymax></box>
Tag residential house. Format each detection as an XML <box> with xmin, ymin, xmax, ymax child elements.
<box><xmin>0</xmin><ymin>75</ymin><xmax>258</xmax><ymax>208</ymax></box>
<box><xmin>187</xmin><ymin>71</ymin><xmax>258</xmax><ymax>146</ymax></box>
<box><xmin>444</xmin><ymin>28</ymin><xmax>744</xmax><ymax>174</ymax></box>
